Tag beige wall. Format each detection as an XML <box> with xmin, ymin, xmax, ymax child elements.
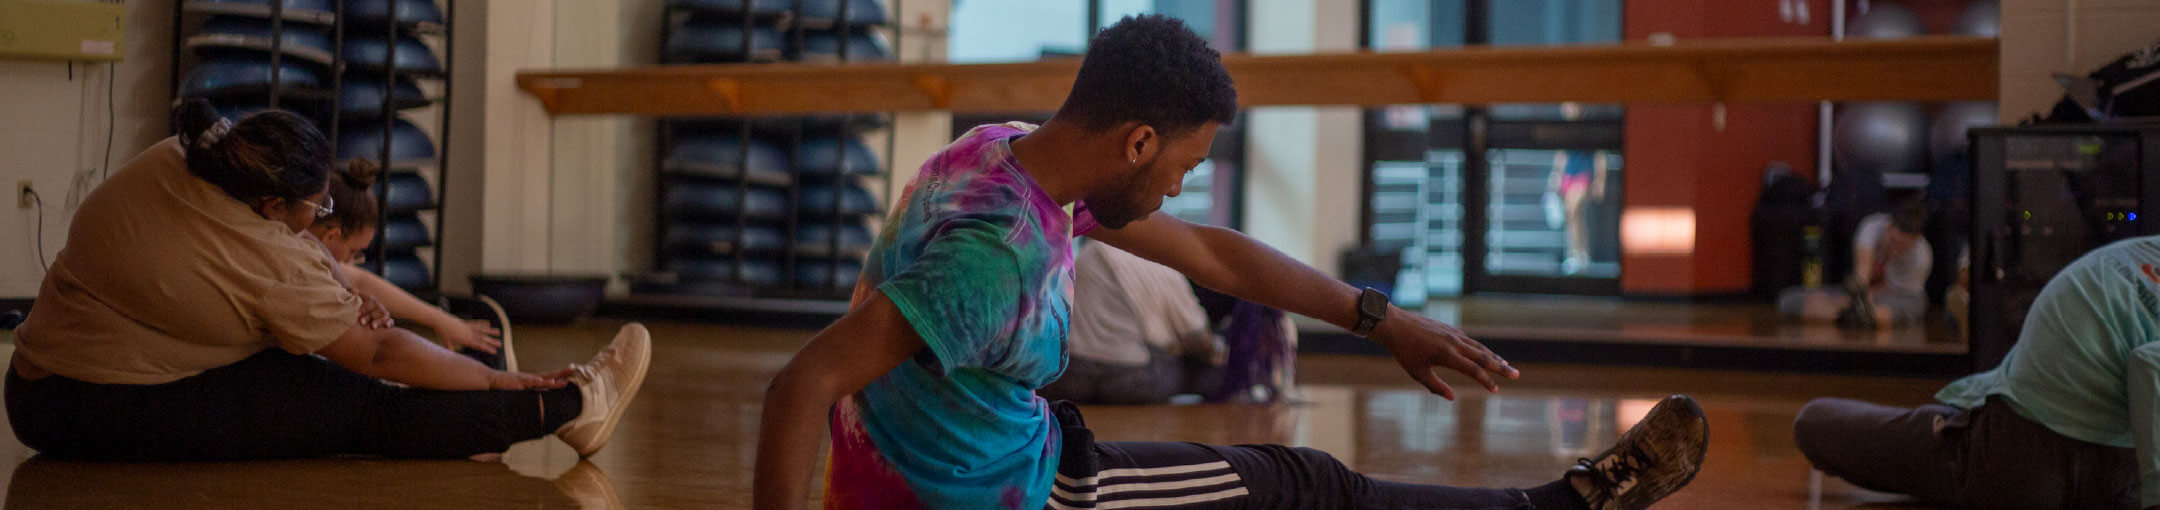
<box><xmin>1</xmin><ymin>0</ymin><xmax>173</xmax><ymax>298</ymax></box>
<box><xmin>474</xmin><ymin>2</ymin><xmax>558</xmax><ymax>278</ymax></box>
<box><xmin>1243</xmin><ymin>0</ymin><xmax>1362</xmax><ymax>275</ymax></box>
<box><xmin>540</xmin><ymin>0</ymin><xmax>661</xmax><ymax>292</ymax></box>
<box><xmin>1999</xmin><ymin>0</ymin><xmax>2160</xmax><ymax>122</ymax></box>
<box><xmin>887</xmin><ymin>0</ymin><xmax>956</xmax><ymax>196</ymax></box>
<box><xmin>438</xmin><ymin>0</ymin><xmax>489</xmax><ymax>295</ymax></box>
<box><xmin>440</xmin><ymin>0</ymin><xmax>644</xmax><ymax>294</ymax></box>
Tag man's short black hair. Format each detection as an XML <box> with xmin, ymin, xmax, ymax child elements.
<box><xmin>1056</xmin><ymin>14</ymin><xmax>1239</xmax><ymax>138</ymax></box>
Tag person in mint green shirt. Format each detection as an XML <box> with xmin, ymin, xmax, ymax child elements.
<box><xmin>1795</xmin><ymin>235</ymin><xmax>2160</xmax><ymax>509</ymax></box>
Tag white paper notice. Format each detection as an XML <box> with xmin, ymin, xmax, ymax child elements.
<box><xmin>81</xmin><ymin>39</ymin><xmax>115</xmax><ymax>55</ymax></box>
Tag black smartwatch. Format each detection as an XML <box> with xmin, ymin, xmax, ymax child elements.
<box><xmin>1350</xmin><ymin>287</ymin><xmax>1390</xmax><ymax>337</ymax></box>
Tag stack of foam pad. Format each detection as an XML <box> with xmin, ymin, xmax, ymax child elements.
<box><xmin>177</xmin><ymin>0</ymin><xmax>451</xmax><ymax>291</ymax></box>
<box><xmin>339</xmin><ymin>0</ymin><xmax>448</xmax><ymax>291</ymax></box>
<box><xmin>645</xmin><ymin>0</ymin><xmax>892</xmax><ymax>298</ymax></box>
<box><xmin>179</xmin><ymin>0</ymin><xmax>340</xmax><ymax>127</ymax></box>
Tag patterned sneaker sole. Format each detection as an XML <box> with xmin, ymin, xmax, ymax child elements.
<box><xmin>477</xmin><ymin>294</ymin><xmax>517</xmax><ymax>373</ymax></box>
<box><xmin>1654</xmin><ymin>395</ymin><xmax>1711</xmax><ymax>501</ymax></box>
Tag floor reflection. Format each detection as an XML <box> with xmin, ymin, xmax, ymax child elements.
<box><xmin>0</xmin><ymin>322</ymin><xmax>1955</xmax><ymax>508</ymax></box>
<box><xmin>1408</xmin><ymin>296</ymin><xmax>1963</xmax><ymax>354</ymax></box>
<box><xmin>4</xmin><ymin>456</ymin><xmax>617</xmax><ymax>509</ymax></box>
<box><xmin>1078</xmin><ymin>381</ymin><xmax>1939</xmax><ymax>508</ymax></box>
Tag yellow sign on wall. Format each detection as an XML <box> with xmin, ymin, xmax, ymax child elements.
<box><xmin>0</xmin><ymin>1</ymin><xmax>126</xmax><ymax>62</ymax></box>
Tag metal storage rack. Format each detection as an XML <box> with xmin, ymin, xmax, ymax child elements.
<box><xmin>171</xmin><ymin>0</ymin><xmax>456</xmax><ymax>294</ymax></box>
<box><xmin>637</xmin><ymin>0</ymin><xmax>900</xmax><ymax>306</ymax></box>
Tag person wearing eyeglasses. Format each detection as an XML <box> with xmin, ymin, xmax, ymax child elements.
<box><xmin>6</xmin><ymin>100</ymin><xmax>650</xmax><ymax>462</ymax></box>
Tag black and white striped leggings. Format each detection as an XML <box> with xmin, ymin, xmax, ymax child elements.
<box><xmin>1048</xmin><ymin>403</ymin><xmax>1586</xmax><ymax>510</ymax></box>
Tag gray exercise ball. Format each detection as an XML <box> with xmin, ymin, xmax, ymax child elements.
<box><xmin>1930</xmin><ymin>101</ymin><xmax>1998</xmax><ymax>161</ymax></box>
<box><xmin>1848</xmin><ymin>2</ymin><xmax>1923</xmax><ymax>39</ymax></box>
<box><xmin>1950</xmin><ymin>0</ymin><xmax>1999</xmax><ymax>37</ymax></box>
<box><xmin>1834</xmin><ymin>102</ymin><xmax>1929</xmax><ymax>174</ymax></box>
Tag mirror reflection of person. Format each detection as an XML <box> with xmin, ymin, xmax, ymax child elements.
<box><xmin>1779</xmin><ymin>200</ymin><xmax>1932</xmax><ymax>328</ymax></box>
<box><xmin>1548</xmin><ymin>149</ymin><xmax>1609</xmax><ymax>275</ymax></box>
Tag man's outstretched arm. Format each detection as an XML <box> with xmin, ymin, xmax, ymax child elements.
<box><xmin>754</xmin><ymin>292</ymin><xmax>927</xmax><ymax>510</ymax></box>
<box><xmin>1088</xmin><ymin>211</ymin><xmax>1518</xmax><ymax>400</ymax></box>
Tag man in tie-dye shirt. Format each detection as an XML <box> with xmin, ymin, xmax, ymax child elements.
<box><xmin>755</xmin><ymin>15</ymin><xmax>1711</xmax><ymax>510</ymax></box>
<box><xmin>823</xmin><ymin>121</ymin><xmax>1089</xmax><ymax>508</ymax></box>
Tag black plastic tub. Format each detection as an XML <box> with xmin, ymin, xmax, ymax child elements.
<box><xmin>469</xmin><ymin>274</ymin><xmax>609</xmax><ymax>325</ymax></box>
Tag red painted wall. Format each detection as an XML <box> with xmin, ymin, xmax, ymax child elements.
<box><xmin>1619</xmin><ymin>0</ymin><xmax>1825</xmax><ymax>295</ymax></box>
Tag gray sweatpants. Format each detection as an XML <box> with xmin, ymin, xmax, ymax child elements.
<box><xmin>1792</xmin><ymin>396</ymin><xmax>2137</xmax><ymax>509</ymax></box>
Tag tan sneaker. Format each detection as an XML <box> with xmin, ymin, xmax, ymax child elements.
<box><xmin>1569</xmin><ymin>394</ymin><xmax>1709</xmax><ymax>510</ymax></box>
<box><xmin>555</xmin><ymin>323</ymin><xmax>653</xmax><ymax>456</ymax></box>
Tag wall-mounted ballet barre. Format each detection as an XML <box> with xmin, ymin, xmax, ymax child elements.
<box><xmin>517</xmin><ymin>35</ymin><xmax>1996</xmax><ymax>116</ymax></box>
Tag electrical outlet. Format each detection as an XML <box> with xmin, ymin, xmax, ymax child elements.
<box><xmin>17</xmin><ymin>180</ymin><xmax>31</xmax><ymax>209</ymax></box>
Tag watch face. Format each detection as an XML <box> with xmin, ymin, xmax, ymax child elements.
<box><xmin>1360</xmin><ymin>288</ymin><xmax>1389</xmax><ymax>317</ymax></box>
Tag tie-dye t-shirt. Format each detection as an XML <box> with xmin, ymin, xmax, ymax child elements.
<box><xmin>825</xmin><ymin>123</ymin><xmax>1099</xmax><ymax>509</ymax></box>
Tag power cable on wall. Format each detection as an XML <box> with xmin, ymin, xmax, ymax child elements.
<box><xmin>104</xmin><ymin>62</ymin><xmax>116</xmax><ymax>180</ymax></box>
<box><xmin>27</xmin><ymin>190</ymin><xmax>49</xmax><ymax>274</ymax></box>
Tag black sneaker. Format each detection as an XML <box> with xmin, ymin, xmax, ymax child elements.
<box><xmin>1568</xmin><ymin>394</ymin><xmax>1709</xmax><ymax>510</ymax></box>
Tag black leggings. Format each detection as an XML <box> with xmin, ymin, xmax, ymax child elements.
<box><xmin>5</xmin><ymin>349</ymin><xmax>580</xmax><ymax>461</ymax></box>
<box><xmin>1050</xmin><ymin>402</ymin><xmax>1587</xmax><ymax>509</ymax></box>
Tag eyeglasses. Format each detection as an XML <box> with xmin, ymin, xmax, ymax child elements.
<box><xmin>298</xmin><ymin>195</ymin><xmax>334</xmax><ymax>219</ymax></box>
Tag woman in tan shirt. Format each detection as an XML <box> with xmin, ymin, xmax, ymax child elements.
<box><xmin>6</xmin><ymin>101</ymin><xmax>648</xmax><ymax>460</ymax></box>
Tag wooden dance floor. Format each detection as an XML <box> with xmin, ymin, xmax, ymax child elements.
<box><xmin>0</xmin><ymin>321</ymin><xmax>1954</xmax><ymax>508</ymax></box>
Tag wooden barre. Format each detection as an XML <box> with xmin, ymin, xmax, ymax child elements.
<box><xmin>516</xmin><ymin>36</ymin><xmax>1998</xmax><ymax>116</ymax></box>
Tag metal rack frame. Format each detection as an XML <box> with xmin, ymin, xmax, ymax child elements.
<box><xmin>358</xmin><ymin>1</ymin><xmax>457</xmax><ymax>296</ymax></box>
